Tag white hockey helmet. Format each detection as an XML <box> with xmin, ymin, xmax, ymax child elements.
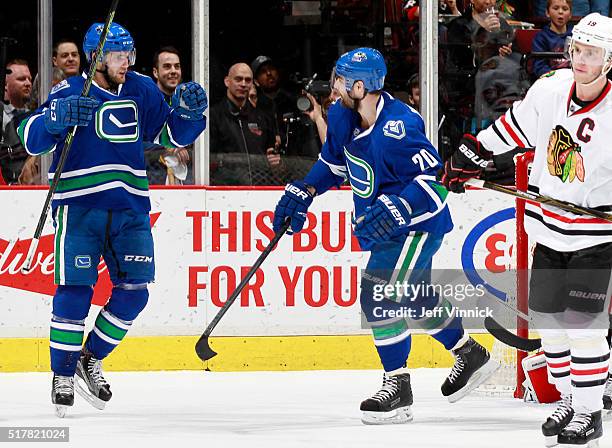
<box><xmin>567</xmin><ymin>13</ymin><xmax>612</xmax><ymax>75</ymax></box>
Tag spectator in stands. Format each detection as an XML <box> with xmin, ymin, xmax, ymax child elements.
<box><xmin>4</xmin><ymin>60</ymin><xmax>31</xmax><ymax>110</ymax></box>
<box><xmin>29</xmin><ymin>39</ymin><xmax>80</xmax><ymax>111</ymax></box>
<box><xmin>147</xmin><ymin>46</ymin><xmax>193</xmax><ymax>185</ymax></box>
<box><xmin>446</xmin><ymin>0</ymin><xmax>518</xmax><ymax>125</ymax></box>
<box><xmin>250</xmin><ymin>56</ymin><xmax>320</xmax><ymax>160</ymax></box>
<box><xmin>534</xmin><ymin>0</ymin><xmax>608</xmax><ymax>17</ymax></box>
<box><xmin>1</xmin><ymin>59</ymin><xmax>34</xmax><ymax>185</ymax></box>
<box><xmin>52</xmin><ymin>40</ymin><xmax>80</xmax><ymax>77</ymax></box>
<box><xmin>210</xmin><ymin>62</ymin><xmax>280</xmax><ymax>185</ymax></box>
<box><xmin>448</xmin><ymin>0</ymin><xmax>515</xmax><ymax>70</ymax></box>
<box><xmin>532</xmin><ymin>0</ymin><xmax>573</xmax><ymax>77</ymax></box>
<box><xmin>406</xmin><ymin>73</ymin><xmax>420</xmax><ymax>109</ymax></box>
<box><xmin>250</xmin><ymin>55</ymin><xmax>287</xmax><ymax>133</ymax></box>
<box><xmin>403</xmin><ymin>0</ymin><xmax>463</xmax><ymax>20</ymax></box>
<box><xmin>248</xmin><ymin>84</ymin><xmax>258</xmax><ymax>108</ymax></box>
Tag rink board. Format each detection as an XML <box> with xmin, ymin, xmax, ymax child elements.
<box><xmin>0</xmin><ymin>187</ymin><xmax>515</xmax><ymax>371</ymax></box>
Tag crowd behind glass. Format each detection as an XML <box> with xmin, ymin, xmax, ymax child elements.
<box><xmin>1</xmin><ymin>0</ymin><xmax>607</xmax><ymax>187</ymax></box>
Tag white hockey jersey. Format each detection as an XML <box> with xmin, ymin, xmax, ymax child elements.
<box><xmin>478</xmin><ymin>69</ymin><xmax>612</xmax><ymax>252</ymax></box>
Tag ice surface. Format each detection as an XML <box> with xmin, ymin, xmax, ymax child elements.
<box><xmin>1</xmin><ymin>369</ymin><xmax>606</xmax><ymax>448</ymax></box>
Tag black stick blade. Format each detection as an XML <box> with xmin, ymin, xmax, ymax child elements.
<box><xmin>484</xmin><ymin>316</ymin><xmax>541</xmax><ymax>352</ymax></box>
<box><xmin>195</xmin><ymin>335</ymin><xmax>217</xmax><ymax>361</ymax></box>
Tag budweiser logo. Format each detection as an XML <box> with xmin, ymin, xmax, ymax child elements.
<box><xmin>0</xmin><ymin>212</ymin><xmax>160</xmax><ymax>305</ymax></box>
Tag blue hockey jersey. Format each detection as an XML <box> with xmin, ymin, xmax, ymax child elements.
<box><xmin>18</xmin><ymin>71</ymin><xmax>206</xmax><ymax>212</ymax></box>
<box><xmin>304</xmin><ymin>92</ymin><xmax>453</xmax><ymax>250</ymax></box>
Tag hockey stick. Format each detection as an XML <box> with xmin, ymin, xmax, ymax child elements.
<box><xmin>466</xmin><ymin>179</ymin><xmax>612</xmax><ymax>222</ymax></box>
<box><xmin>477</xmin><ymin>290</ymin><xmax>541</xmax><ymax>351</ymax></box>
<box><xmin>484</xmin><ymin>316</ymin><xmax>541</xmax><ymax>352</ymax></box>
<box><xmin>195</xmin><ymin>220</ymin><xmax>291</xmax><ymax>361</ymax></box>
<box><xmin>22</xmin><ymin>0</ymin><xmax>120</xmax><ymax>272</ymax></box>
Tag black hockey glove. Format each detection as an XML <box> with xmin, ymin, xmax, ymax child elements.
<box><xmin>438</xmin><ymin>134</ymin><xmax>493</xmax><ymax>193</ymax></box>
<box><xmin>273</xmin><ymin>181</ymin><xmax>315</xmax><ymax>234</ymax></box>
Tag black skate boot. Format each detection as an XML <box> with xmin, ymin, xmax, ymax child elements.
<box><xmin>51</xmin><ymin>374</ymin><xmax>74</xmax><ymax>418</ymax></box>
<box><xmin>557</xmin><ymin>410</ymin><xmax>602</xmax><ymax>447</ymax></box>
<box><xmin>360</xmin><ymin>368</ymin><xmax>413</xmax><ymax>425</ymax></box>
<box><xmin>75</xmin><ymin>349</ymin><xmax>112</xmax><ymax>410</ymax></box>
<box><xmin>441</xmin><ymin>337</ymin><xmax>500</xmax><ymax>403</ymax></box>
<box><xmin>603</xmin><ymin>375</ymin><xmax>612</xmax><ymax>418</ymax></box>
<box><xmin>542</xmin><ymin>395</ymin><xmax>573</xmax><ymax>447</ymax></box>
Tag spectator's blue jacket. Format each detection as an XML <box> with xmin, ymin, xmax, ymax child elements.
<box><xmin>532</xmin><ymin>24</ymin><xmax>573</xmax><ymax>77</ymax></box>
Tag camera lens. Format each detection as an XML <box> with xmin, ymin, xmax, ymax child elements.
<box><xmin>296</xmin><ymin>96</ymin><xmax>312</xmax><ymax>112</ymax></box>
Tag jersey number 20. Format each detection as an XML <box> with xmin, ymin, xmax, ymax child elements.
<box><xmin>411</xmin><ymin>149</ymin><xmax>438</xmax><ymax>171</ymax></box>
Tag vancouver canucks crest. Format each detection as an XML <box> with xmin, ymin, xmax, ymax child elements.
<box><xmin>95</xmin><ymin>100</ymin><xmax>139</xmax><ymax>143</ymax></box>
<box><xmin>383</xmin><ymin>120</ymin><xmax>406</xmax><ymax>140</ymax></box>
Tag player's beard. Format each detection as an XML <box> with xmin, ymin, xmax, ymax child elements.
<box><xmin>101</xmin><ymin>66</ymin><xmax>126</xmax><ymax>93</ymax></box>
<box><xmin>339</xmin><ymin>91</ymin><xmax>357</xmax><ymax>110</ymax></box>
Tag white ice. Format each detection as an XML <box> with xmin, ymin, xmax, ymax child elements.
<box><xmin>1</xmin><ymin>369</ymin><xmax>609</xmax><ymax>448</ymax></box>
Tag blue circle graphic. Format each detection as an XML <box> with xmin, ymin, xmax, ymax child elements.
<box><xmin>460</xmin><ymin>207</ymin><xmax>515</xmax><ymax>302</ymax></box>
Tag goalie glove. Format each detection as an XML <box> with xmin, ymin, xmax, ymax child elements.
<box><xmin>273</xmin><ymin>181</ymin><xmax>315</xmax><ymax>234</ymax></box>
<box><xmin>172</xmin><ymin>82</ymin><xmax>208</xmax><ymax>121</ymax></box>
<box><xmin>353</xmin><ymin>194</ymin><xmax>411</xmax><ymax>243</ymax></box>
<box><xmin>439</xmin><ymin>134</ymin><xmax>493</xmax><ymax>193</ymax></box>
<box><xmin>43</xmin><ymin>95</ymin><xmax>100</xmax><ymax>135</ymax></box>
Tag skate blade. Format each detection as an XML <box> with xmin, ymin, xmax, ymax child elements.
<box><xmin>75</xmin><ymin>377</ymin><xmax>106</xmax><ymax>410</ymax></box>
<box><xmin>447</xmin><ymin>358</ymin><xmax>501</xmax><ymax>404</ymax></box>
<box><xmin>54</xmin><ymin>405</ymin><xmax>68</xmax><ymax>418</ymax></box>
<box><xmin>558</xmin><ymin>440</ymin><xmax>599</xmax><ymax>448</ymax></box>
<box><xmin>544</xmin><ymin>435</ymin><xmax>558</xmax><ymax>447</ymax></box>
<box><xmin>361</xmin><ymin>406</ymin><xmax>413</xmax><ymax>425</ymax></box>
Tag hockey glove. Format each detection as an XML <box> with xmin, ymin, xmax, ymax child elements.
<box><xmin>438</xmin><ymin>134</ymin><xmax>493</xmax><ymax>193</ymax></box>
<box><xmin>354</xmin><ymin>194</ymin><xmax>411</xmax><ymax>243</ymax></box>
<box><xmin>273</xmin><ymin>181</ymin><xmax>315</xmax><ymax>234</ymax></box>
<box><xmin>43</xmin><ymin>95</ymin><xmax>99</xmax><ymax>135</ymax></box>
<box><xmin>172</xmin><ymin>82</ymin><xmax>208</xmax><ymax>121</ymax></box>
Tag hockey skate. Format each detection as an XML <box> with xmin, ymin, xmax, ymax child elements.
<box><xmin>51</xmin><ymin>374</ymin><xmax>74</xmax><ymax>418</ymax></box>
<box><xmin>75</xmin><ymin>349</ymin><xmax>112</xmax><ymax>410</ymax></box>
<box><xmin>603</xmin><ymin>375</ymin><xmax>612</xmax><ymax>420</ymax></box>
<box><xmin>541</xmin><ymin>395</ymin><xmax>573</xmax><ymax>447</ymax></box>
<box><xmin>557</xmin><ymin>410</ymin><xmax>602</xmax><ymax>447</ymax></box>
<box><xmin>360</xmin><ymin>369</ymin><xmax>413</xmax><ymax>425</ymax></box>
<box><xmin>441</xmin><ymin>337</ymin><xmax>500</xmax><ymax>403</ymax></box>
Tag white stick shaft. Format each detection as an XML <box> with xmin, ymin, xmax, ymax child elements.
<box><xmin>21</xmin><ymin>237</ymin><xmax>39</xmax><ymax>273</ymax></box>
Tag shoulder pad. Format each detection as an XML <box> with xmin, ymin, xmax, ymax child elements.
<box><xmin>50</xmin><ymin>79</ymin><xmax>70</xmax><ymax>95</ymax></box>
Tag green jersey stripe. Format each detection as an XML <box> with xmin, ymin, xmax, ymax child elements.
<box><xmin>53</xmin><ymin>171</ymin><xmax>149</xmax><ymax>192</ymax></box>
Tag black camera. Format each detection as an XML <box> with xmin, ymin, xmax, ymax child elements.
<box><xmin>295</xmin><ymin>73</ymin><xmax>331</xmax><ymax>112</ymax></box>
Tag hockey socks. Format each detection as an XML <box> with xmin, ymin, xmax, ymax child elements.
<box><xmin>85</xmin><ymin>308</ymin><xmax>133</xmax><ymax>359</ymax></box>
<box><xmin>50</xmin><ymin>316</ymin><xmax>85</xmax><ymax>376</ymax></box>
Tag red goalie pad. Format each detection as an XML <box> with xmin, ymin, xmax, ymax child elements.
<box><xmin>521</xmin><ymin>351</ymin><xmax>561</xmax><ymax>404</ymax></box>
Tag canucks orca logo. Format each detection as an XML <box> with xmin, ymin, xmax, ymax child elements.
<box><xmin>95</xmin><ymin>100</ymin><xmax>139</xmax><ymax>143</ymax></box>
<box><xmin>383</xmin><ymin>120</ymin><xmax>406</xmax><ymax>140</ymax></box>
<box><xmin>344</xmin><ymin>149</ymin><xmax>374</xmax><ymax>198</ymax></box>
<box><xmin>50</xmin><ymin>80</ymin><xmax>69</xmax><ymax>95</ymax></box>
<box><xmin>351</xmin><ymin>51</ymin><xmax>367</xmax><ymax>62</ymax></box>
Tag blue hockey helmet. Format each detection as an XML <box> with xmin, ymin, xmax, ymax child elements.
<box><xmin>83</xmin><ymin>22</ymin><xmax>135</xmax><ymax>65</ymax></box>
<box><xmin>333</xmin><ymin>47</ymin><xmax>387</xmax><ymax>92</ymax></box>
